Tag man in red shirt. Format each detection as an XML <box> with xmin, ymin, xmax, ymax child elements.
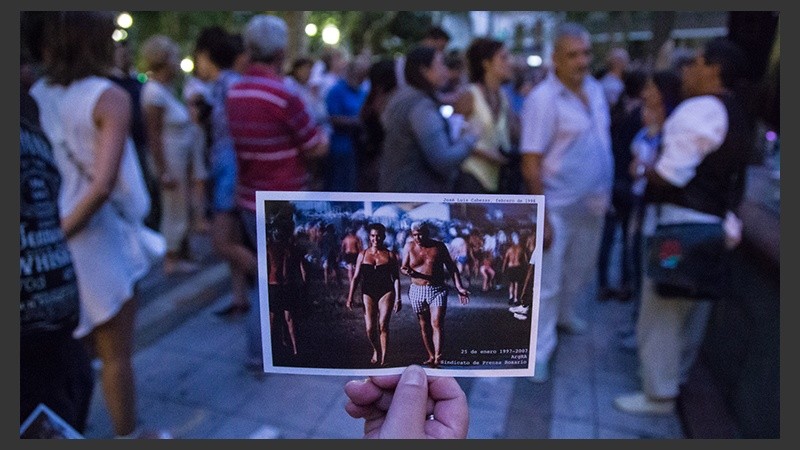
<box><xmin>226</xmin><ymin>13</ymin><xmax>328</xmax><ymax>372</ymax></box>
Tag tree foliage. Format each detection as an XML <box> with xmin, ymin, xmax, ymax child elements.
<box><xmin>128</xmin><ymin>11</ymin><xmax>436</xmax><ymax>61</ymax></box>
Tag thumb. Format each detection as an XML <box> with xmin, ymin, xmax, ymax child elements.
<box><xmin>381</xmin><ymin>365</ymin><xmax>429</xmax><ymax>439</ymax></box>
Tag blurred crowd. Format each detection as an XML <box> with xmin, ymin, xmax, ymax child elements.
<box><xmin>20</xmin><ymin>11</ymin><xmax>769</xmax><ymax>438</ymax></box>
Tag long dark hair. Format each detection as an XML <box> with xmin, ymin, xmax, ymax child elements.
<box><xmin>24</xmin><ymin>11</ymin><xmax>116</xmax><ymax>86</ymax></box>
<box><xmin>194</xmin><ymin>25</ymin><xmax>242</xmax><ymax>70</ymax></box>
<box><xmin>368</xmin><ymin>58</ymin><xmax>398</xmax><ymax>96</ymax></box>
<box><xmin>650</xmin><ymin>70</ymin><xmax>683</xmax><ymax>117</ymax></box>
<box><xmin>404</xmin><ymin>45</ymin><xmax>452</xmax><ymax>142</ymax></box>
<box><xmin>404</xmin><ymin>45</ymin><xmax>440</xmax><ymax>98</ymax></box>
<box><xmin>465</xmin><ymin>37</ymin><xmax>504</xmax><ymax>84</ymax></box>
<box><xmin>361</xmin><ymin>58</ymin><xmax>397</xmax><ymax>119</ymax></box>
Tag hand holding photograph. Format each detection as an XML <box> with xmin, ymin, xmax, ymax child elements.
<box><xmin>255</xmin><ymin>191</ymin><xmax>544</xmax><ymax>377</ymax></box>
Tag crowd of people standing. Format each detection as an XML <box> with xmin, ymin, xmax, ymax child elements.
<box><xmin>21</xmin><ymin>10</ymin><xmax>761</xmax><ymax>438</ymax></box>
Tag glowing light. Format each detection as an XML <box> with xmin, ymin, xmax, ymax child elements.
<box><xmin>181</xmin><ymin>58</ymin><xmax>194</xmax><ymax>73</ymax></box>
<box><xmin>526</xmin><ymin>55</ymin><xmax>543</xmax><ymax>67</ymax></box>
<box><xmin>321</xmin><ymin>25</ymin><xmax>340</xmax><ymax>45</ymax></box>
<box><xmin>112</xmin><ymin>29</ymin><xmax>128</xmax><ymax>42</ymax></box>
<box><xmin>116</xmin><ymin>12</ymin><xmax>133</xmax><ymax>29</ymax></box>
<box><xmin>439</xmin><ymin>105</ymin><xmax>454</xmax><ymax>118</ymax></box>
<box><xmin>766</xmin><ymin>131</ymin><xmax>778</xmax><ymax>141</ymax></box>
<box><xmin>305</xmin><ymin>23</ymin><xmax>318</xmax><ymax>37</ymax></box>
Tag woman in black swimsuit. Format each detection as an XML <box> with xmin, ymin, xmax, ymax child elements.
<box><xmin>346</xmin><ymin>223</ymin><xmax>402</xmax><ymax>366</ymax></box>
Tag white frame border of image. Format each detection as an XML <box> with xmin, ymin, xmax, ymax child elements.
<box><xmin>20</xmin><ymin>403</ymin><xmax>85</xmax><ymax>439</ymax></box>
<box><xmin>254</xmin><ymin>191</ymin><xmax>545</xmax><ymax>378</ymax></box>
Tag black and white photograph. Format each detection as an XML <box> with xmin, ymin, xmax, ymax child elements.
<box><xmin>255</xmin><ymin>191</ymin><xmax>544</xmax><ymax>377</ymax></box>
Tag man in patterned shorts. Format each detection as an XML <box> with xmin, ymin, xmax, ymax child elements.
<box><xmin>401</xmin><ymin>221</ymin><xmax>470</xmax><ymax>368</ymax></box>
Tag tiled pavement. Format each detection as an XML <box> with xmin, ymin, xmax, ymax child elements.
<box><xmin>82</xmin><ymin>235</ymin><xmax>684</xmax><ymax>439</ymax></box>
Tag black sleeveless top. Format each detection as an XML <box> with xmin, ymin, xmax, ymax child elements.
<box><xmin>361</xmin><ymin>262</ymin><xmax>395</xmax><ymax>299</ymax></box>
<box><xmin>646</xmin><ymin>93</ymin><xmax>754</xmax><ymax>218</ymax></box>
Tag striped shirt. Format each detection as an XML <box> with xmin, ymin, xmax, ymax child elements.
<box><xmin>226</xmin><ymin>63</ymin><xmax>324</xmax><ymax>211</ymax></box>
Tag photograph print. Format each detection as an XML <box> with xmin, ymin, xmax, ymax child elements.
<box><xmin>20</xmin><ymin>404</ymin><xmax>84</xmax><ymax>439</ymax></box>
<box><xmin>254</xmin><ymin>191</ymin><xmax>544</xmax><ymax>377</ymax></box>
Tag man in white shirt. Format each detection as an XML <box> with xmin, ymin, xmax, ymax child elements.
<box><xmin>614</xmin><ymin>37</ymin><xmax>753</xmax><ymax>416</ymax></box>
<box><xmin>516</xmin><ymin>22</ymin><xmax>613</xmax><ymax>383</ymax></box>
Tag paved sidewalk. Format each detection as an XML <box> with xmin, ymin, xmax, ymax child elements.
<box><xmin>82</xmin><ymin>235</ymin><xmax>684</xmax><ymax>439</ymax></box>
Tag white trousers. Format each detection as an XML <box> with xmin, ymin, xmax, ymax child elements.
<box><xmin>155</xmin><ymin>126</ymin><xmax>207</xmax><ymax>252</ymax></box>
<box><xmin>636</xmin><ymin>278</ymin><xmax>712</xmax><ymax>399</ymax></box>
<box><xmin>534</xmin><ymin>210</ymin><xmax>605</xmax><ymax>364</ymax></box>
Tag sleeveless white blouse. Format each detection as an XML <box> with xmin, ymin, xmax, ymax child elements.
<box><xmin>460</xmin><ymin>83</ymin><xmax>512</xmax><ymax>192</ymax></box>
<box><xmin>30</xmin><ymin>76</ymin><xmax>152</xmax><ymax>339</ymax></box>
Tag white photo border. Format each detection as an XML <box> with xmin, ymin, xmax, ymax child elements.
<box><xmin>20</xmin><ymin>403</ymin><xmax>85</xmax><ymax>439</ymax></box>
<box><xmin>255</xmin><ymin>191</ymin><xmax>544</xmax><ymax>377</ymax></box>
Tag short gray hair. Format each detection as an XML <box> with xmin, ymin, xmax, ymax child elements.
<box><xmin>410</xmin><ymin>221</ymin><xmax>429</xmax><ymax>235</ymax></box>
<box><xmin>554</xmin><ymin>22</ymin><xmax>590</xmax><ymax>47</ymax></box>
<box><xmin>243</xmin><ymin>14</ymin><xmax>288</xmax><ymax>63</ymax></box>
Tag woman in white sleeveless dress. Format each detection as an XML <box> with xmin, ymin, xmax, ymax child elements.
<box><xmin>28</xmin><ymin>11</ymin><xmax>155</xmax><ymax>438</ymax></box>
<box><xmin>140</xmin><ymin>34</ymin><xmax>205</xmax><ymax>275</ymax></box>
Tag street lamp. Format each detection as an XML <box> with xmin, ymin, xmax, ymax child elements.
<box><xmin>113</xmin><ymin>12</ymin><xmax>132</xmax><ymax>43</ymax></box>
<box><xmin>116</xmin><ymin>12</ymin><xmax>133</xmax><ymax>29</ymax></box>
<box><xmin>112</xmin><ymin>29</ymin><xmax>128</xmax><ymax>42</ymax></box>
<box><xmin>305</xmin><ymin>23</ymin><xmax>318</xmax><ymax>37</ymax></box>
<box><xmin>181</xmin><ymin>58</ymin><xmax>194</xmax><ymax>73</ymax></box>
<box><xmin>321</xmin><ymin>24</ymin><xmax>340</xmax><ymax>45</ymax></box>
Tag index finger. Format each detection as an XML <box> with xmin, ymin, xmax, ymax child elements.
<box><xmin>369</xmin><ymin>373</ymin><xmax>402</xmax><ymax>391</ymax></box>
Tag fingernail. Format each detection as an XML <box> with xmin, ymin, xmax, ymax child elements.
<box><xmin>348</xmin><ymin>378</ymin><xmax>369</xmax><ymax>386</ymax></box>
<box><xmin>403</xmin><ymin>365</ymin><xmax>426</xmax><ymax>386</ymax></box>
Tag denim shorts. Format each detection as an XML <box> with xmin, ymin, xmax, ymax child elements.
<box><xmin>210</xmin><ymin>144</ymin><xmax>237</xmax><ymax>213</ymax></box>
